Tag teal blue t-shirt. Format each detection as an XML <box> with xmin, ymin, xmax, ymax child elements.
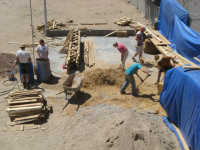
<box><xmin>125</xmin><ymin>63</ymin><xmax>142</xmax><ymax>75</ymax></box>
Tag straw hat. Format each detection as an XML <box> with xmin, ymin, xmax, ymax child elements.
<box><xmin>20</xmin><ymin>44</ymin><xmax>26</xmax><ymax>48</ymax></box>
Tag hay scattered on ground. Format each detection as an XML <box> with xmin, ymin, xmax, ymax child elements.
<box><xmin>0</xmin><ymin>53</ymin><xmax>16</xmax><ymax>77</ymax></box>
<box><xmin>83</xmin><ymin>68</ymin><xmax>125</xmax><ymax>88</ymax></box>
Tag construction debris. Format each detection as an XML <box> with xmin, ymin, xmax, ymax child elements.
<box><xmin>114</xmin><ymin>17</ymin><xmax>132</xmax><ymax>26</ymax></box>
<box><xmin>6</xmin><ymin>89</ymin><xmax>51</xmax><ymax>125</ymax></box>
<box><xmin>84</xmin><ymin>40</ymin><xmax>95</xmax><ymax>67</ymax></box>
<box><xmin>37</xmin><ymin>19</ymin><xmax>66</xmax><ymax>32</ymax></box>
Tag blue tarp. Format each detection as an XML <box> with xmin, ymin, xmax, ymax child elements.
<box><xmin>171</xmin><ymin>16</ymin><xmax>200</xmax><ymax>65</ymax></box>
<box><xmin>158</xmin><ymin>0</ymin><xmax>200</xmax><ymax>65</ymax></box>
<box><xmin>160</xmin><ymin>67</ymin><xmax>200</xmax><ymax>150</ymax></box>
<box><xmin>158</xmin><ymin>0</ymin><xmax>189</xmax><ymax>40</ymax></box>
<box><xmin>158</xmin><ymin>0</ymin><xmax>200</xmax><ymax>150</ymax></box>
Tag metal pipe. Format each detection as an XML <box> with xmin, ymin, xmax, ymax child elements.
<box><xmin>43</xmin><ymin>0</ymin><xmax>48</xmax><ymax>35</ymax></box>
<box><xmin>29</xmin><ymin>0</ymin><xmax>36</xmax><ymax>66</ymax></box>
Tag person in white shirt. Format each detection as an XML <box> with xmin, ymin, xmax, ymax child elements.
<box><xmin>132</xmin><ymin>27</ymin><xmax>146</xmax><ymax>62</ymax></box>
<box><xmin>15</xmin><ymin>45</ymin><xmax>32</xmax><ymax>89</ymax></box>
<box><xmin>36</xmin><ymin>39</ymin><xmax>49</xmax><ymax>60</ymax></box>
<box><xmin>36</xmin><ymin>39</ymin><xmax>51</xmax><ymax>82</ymax></box>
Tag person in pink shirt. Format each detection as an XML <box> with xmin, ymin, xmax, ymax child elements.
<box><xmin>113</xmin><ymin>42</ymin><xmax>129</xmax><ymax>70</ymax></box>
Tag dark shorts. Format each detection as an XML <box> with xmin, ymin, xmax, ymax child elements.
<box><xmin>19</xmin><ymin>63</ymin><xmax>30</xmax><ymax>74</ymax></box>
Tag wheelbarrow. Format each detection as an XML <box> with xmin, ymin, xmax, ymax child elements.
<box><xmin>62</xmin><ymin>72</ymin><xmax>83</xmax><ymax>110</ymax></box>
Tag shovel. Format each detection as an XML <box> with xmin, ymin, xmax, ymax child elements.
<box><xmin>137</xmin><ymin>74</ymin><xmax>151</xmax><ymax>88</ymax></box>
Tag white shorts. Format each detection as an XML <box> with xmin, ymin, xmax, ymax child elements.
<box><xmin>136</xmin><ymin>45</ymin><xmax>143</xmax><ymax>55</ymax></box>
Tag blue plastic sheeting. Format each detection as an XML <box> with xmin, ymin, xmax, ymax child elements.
<box><xmin>162</xmin><ymin>117</ymin><xmax>185</xmax><ymax>150</ymax></box>
<box><xmin>158</xmin><ymin>0</ymin><xmax>200</xmax><ymax>65</ymax></box>
<box><xmin>160</xmin><ymin>67</ymin><xmax>200</xmax><ymax>150</ymax></box>
<box><xmin>171</xmin><ymin>16</ymin><xmax>200</xmax><ymax>65</ymax></box>
<box><xmin>158</xmin><ymin>1</ymin><xmax>200</xmax><ymax>150</ymax></box>
<box><xmin>158</xmin><ymin>0</ymin><xmax>189</xmax><ymax>40</ymax></box>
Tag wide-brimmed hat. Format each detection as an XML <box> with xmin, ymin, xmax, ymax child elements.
<box><xmin>20</xmin><ymin>44</ymin><xmax>26</xmax><ymax>48</ymax></box>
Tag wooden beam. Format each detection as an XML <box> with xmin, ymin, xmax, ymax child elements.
<box><xmin>8</xmin><ymin>99</ymin><xmax>39</xmax><ymax>105</ymax></box>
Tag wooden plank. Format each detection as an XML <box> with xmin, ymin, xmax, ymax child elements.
<box><xmin>9</xmin><ymin>91</ymin><xmax>42</xmax><ymax>97</ymax></box>
<box><xmin>84</xmin><ymin>41</ymin><xmax>89</xmax><ymax>66</ymax></box>
<box><xmin>8</xmin><ymin>99</ymin><xmax>39</xmax><ymax>105</ymax></box>
<box><xmin>194</xmin><ymin>57</ymin><xmax>200</xmax><ymax>63</ymax></box>
<box><xmin>183</xmin><ymin>66</ymin><xmax>200</xmax><ymax>70</ymax></box>
<box><xmin>14</xmin><ymin>114</ymin><xmax>40</xmax><ymax>122</ymax></box>
<box><xmin>11</xmin><ymin>118</ymin><xmax>39</xmax><ymax>125</ymax></box>
<box><xmin>8</xmin><ymin>95</ymin><xmax>43</xmax><ymax>102</ymax></box>
<box><xmin>80</xmin><ymin>23</ymin><xmax>107</xmax><ymax>25</ymax></box>
<box><xmin>6</xmin><ymin>105</ymin><xmax>42</xmax><ymax>116</ymax></box>
<box><xmin>153</xmin><ymin>30</ymin><xmax>171</xmax><ymax>45</ymax></box>
<box><xmin>8</xmin><ymin>103</ymin><xmax>42</xmax><ymax>108</ymax></box>
<box><xmin>104</xmin><ymin>30</ymin><xmax>119</xmax><ymax>37</ymax></box>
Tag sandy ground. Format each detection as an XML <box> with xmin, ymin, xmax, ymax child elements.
<box><xmin>1</xmin><ymin>0</ymin><xmax>149</xmax><ymax>53</ymax></box>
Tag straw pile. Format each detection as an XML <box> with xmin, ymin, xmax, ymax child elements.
<box><xmin>83</xmin><ymin>68</ymin><xmax>125</xmax><ymax>88</ymax></box>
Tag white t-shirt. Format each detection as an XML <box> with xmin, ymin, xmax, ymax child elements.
<box><xmin>36</xmin><ymin>44</ymin><xmax>48</xmax><ymax>59</ymax></box>
<box><xmin>16</xmin><ymin>49</ymin><xmax>31</xmax><ymax>63</ymax></box>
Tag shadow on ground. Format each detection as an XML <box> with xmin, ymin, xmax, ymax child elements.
<box><xmin>63</xmin><ymin>91</ymin><xmax>91</xmax><ymax>111</ymax></box>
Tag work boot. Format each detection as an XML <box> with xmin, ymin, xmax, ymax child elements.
<box><xmin>27</xmin><ymin>83</ymin><xmax>31</xmax><ymax>90</ymax></box>
<box><xmin>23</xmin><ymin>82</ymin><xmax>26</xmax><ymax>89</ymax></box>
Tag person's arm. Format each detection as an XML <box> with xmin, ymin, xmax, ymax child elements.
<box><xmin>46</xmin><ymin>45</ymin><xmax>49</xmax><ymax>57</ymax></box>
<box><xmin>135</xmin><ymin>34</ymin><xmax>139</xmax><ymax>41</ymax></box>
<box><xmin>36</xmin><ymin>46</ymin><xmax>41</xmax><ymax>58</ymax></box>
<box><xmin>156</xmin><ymin>70</ymin><xmax>162</xmax><ymax>83</ymax></box>
<box><xmin>15</xmin><ymin>57</ymin><xmax>19</xmax><ymax>65</ymax></box>
<box><xmin>28</xmin><ymin>54</ymin><xmax>32</xmax><ymax>63</ymax></box>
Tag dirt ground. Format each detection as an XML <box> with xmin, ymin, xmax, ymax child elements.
<box><xmin>0</xmin><ymin>0</ymin><xmax>175</xmax><ymax>150</ymax></box>
<box><xmin>1</xmin><ymin>0</ymin><xmax>149</xmax><ymax>53</ymax></box>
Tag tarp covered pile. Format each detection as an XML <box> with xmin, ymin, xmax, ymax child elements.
<box><xmin>158</xmin><ymin>0</ymin><xmax>200</xmax><ymax>150</ymax></box>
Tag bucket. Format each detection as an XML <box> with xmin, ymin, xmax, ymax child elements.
<box><xmin>36</xmin><ymin>60</ymin><xmax>51</xmax><ymax>82</ymax></box>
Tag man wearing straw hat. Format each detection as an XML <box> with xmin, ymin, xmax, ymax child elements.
<box><xmin>15</xmin><ymin>44</ymin><xmax>32</xmax><ymax>89</ymax></box>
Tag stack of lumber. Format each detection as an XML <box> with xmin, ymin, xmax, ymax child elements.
<box><xmin>84</xmin><ymin>40</ymin><xmax>95</xmax><ymax>67</ymax></box>
<box><xmin>63</xmin><ymin>29</ymin><xmax>81</xmax><ymax>72</ymax></box>
<box><xmin>114</xmin><ymin>17</ymin><xmax>132</xmax><ymax>26</ymax></box>
<box><xmin>6</xmin><ymin>89</ymin><xmax>49</xmax><ymax>125</ymax></box>
<box><xmin>146</xmin><ymin>28</ymin><xmax>198</xmax><ymax>67</ymax></box>
<box><xmin>37</xmin><ymin>19</ymin><xmax>66</xmax><ymax>31</ymax></box>
<box><xmin>133</xmin><ymin>22</ymin><xmax>199</xmax><ymax>68</ymax></box>
<box><xmin>60</xmin><ymin>30</ymin><xmax>73</xmax><ymax>54</ymax></box>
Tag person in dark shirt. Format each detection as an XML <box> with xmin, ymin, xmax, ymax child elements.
<box><xmin>156</xmin><ymin>56</ymin><xmax>175</xmax><ymax>83</ymax></box>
